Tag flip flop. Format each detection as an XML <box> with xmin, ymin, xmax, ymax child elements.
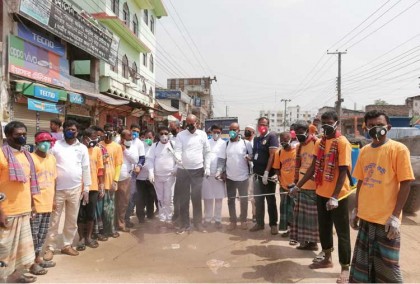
<box><xmin>313</xmin><ymin>251</ymin><xmax>325</xmax><ymax>262</ymax></box>
<box><xmin>97</xmin><ymin>235</ymin><xmax>108</xmax><ymax>242</ymax></box>
<box><xmin>289</xmin><ymin>240</ymin><xmax>298</xmax><ymax>246</ymax></box>
<box><xmin>110</xmin><ymin>232</ymin><xmax>120</xmax><ymax>238</ymax></box>
<box><xmin>29</xmin><ymin>263</ymin><xmax>48</xmax><ymax>276</ymax></box>
<box><xmin>40</xmin><ymin>260</ymin><xmax>56</xmax><ymax>268</ymax></box>
<box><xmin>76</xmin><ymin>242</ymin><xmax>86</xmax><ymax>251</ymax></box>
<box><xmin>336</xmin><ymin>270</ymin><xmax>349</xmax><ymax>283</ymax></box>
<box><xmin>86</xmin><ymin>239</ymin><xmax>99</xmax><ymax>249</ymax></box>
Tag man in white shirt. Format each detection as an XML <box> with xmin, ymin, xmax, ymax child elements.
<box><xmin>44</xmin><ymin>120</ymin><xmax>91</xmax><ymax>260</ymax></box>
<box><xmin>115</xmin><ymin>130</ymin><xmax>138</xmax><ymax>232</ymax></box>
<box><xmin>146</xmin><ymin>126</ymin><xmax>177</xmax><ymax>225</ymax></box>
<box><xmin>174</xmin><ymin>114</ymin><xmax>211</xmax><ymax>234</ymax></box>
<box><xmin>202</xmin><ymin>125</ymin><xmax>226</xmax><ymax>230</ymax></box>
<box><xmin>221</xmin><ymin>122</ymin><xmax>253</xmax><ymax>231</ymax></box>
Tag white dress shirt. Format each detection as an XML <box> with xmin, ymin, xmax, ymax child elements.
<box><xmin>119</xmin><ymin>145</ymin><xmax>139</xmax><ymax>181</ymax></box>
<box><xmin>146</xmin><ymin>141</ymin><xmax>177</xmax><ymax>177</ymax></box>
<box><xmin>174</xmin><ymin>129</ymin><xmax>211</xmax><ymax>170</ymax></box>
<box><xmin>226</xmin><ymin>139</ymin><xmax>253</xmax><ymax>181</ymax></box>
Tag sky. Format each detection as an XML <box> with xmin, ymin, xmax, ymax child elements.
<box><xmin>155</xmin><ymin>0</ymin><xmax>420</xmax><ymax>127</ymax></box>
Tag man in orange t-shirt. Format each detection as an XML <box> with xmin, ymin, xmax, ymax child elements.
<box><xmin>273</xmin><ymin>132</ymin><xmax>296</xmax><ymax>238</ymax></box>
<box><xmin>29</xmin><ymin>131</ymin><xmax>57</xmax><ymax>276</ymax></box>
<box><xmin>308</xmin><ymin>118</ymin><xmax>320</xmax><ymax>136</ymax></box>
<box><xmin>289</xmin><ymin>121</ymin><xmax>319</xmax><ymax>251</ymax></box>
<box><xmin>349</xmin><ymin>110</ymin><xmax>414</xmax><ymax>283</ymax></box>
<box><xmin>76</xmin><ymin>128</ymin><xmax>104</xmax><ymax>251</ymax></box>
<box><xmin>296</xmin><ymin>111</ymin><xmax>352</xmax><ymax>283</ymax></box>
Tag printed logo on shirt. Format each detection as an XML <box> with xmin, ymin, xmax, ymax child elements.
<box><xmin>282</xmin><ymin>158</ymin><xmax>295</xmax><ymax>173</ymax></box>
<box><xmin>363</xmin><ymin>162</ymin><xmax>386</xmax><ymax>188</ymax></box>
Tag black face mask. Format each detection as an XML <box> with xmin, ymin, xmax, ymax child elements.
<box><xmin>87</xmin><ymin>139</ymin><xmax>98</xmax><ymax>148</ymax></box>
<box><xmin>367</xmin><ymin>126</ymin><xmax>387</xmax><ymax>141</ymax></box>
<box><xmin>171</xmin><ymin>129</ymin><xmax>177</xmax><ymax>136</ymax></box>
<box><xmin>186</xmin><ymin>124</ymin><xmax>195</xmax><ymax>132</ymax></box>
<box><xmin>296</xmin><ymin>133</ymin><xmax>307</xmax><ymax>143</ymax></box>
<box><xmin>14</xmin><ymin>136</ymin><xmax>26</xmax><ymax>146</ymax></box>
<box><xmin>280</xmin><ymin>141</ymin><xmax>290</xmax><ymax>149</ymax></box>
<box><xmin>322</xmin><ymin>122</ymin><xmax>337</xmax><ymax>136</ymax></box>
<box><xmin>105</xmin><ymin>131</ymin><xmax>113</xmax><ymax>140</ymax></box>
<box><xmin>244</xmin><ymin>130</ymin><xmax>252</xmax><ymax>138</ymax></box>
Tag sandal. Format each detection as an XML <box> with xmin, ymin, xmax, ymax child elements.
<box><xmin>297</xmin><ymin>242</ymin><xmax>319</xmax><ymax>251</ymax></box>
<box><xmin>39</xmin><ymin>260</ymin><xmax>56</xmax><ymax>268</ymax></box>
<box><xmin>289</xmin><ymin>240</ymin><xmax>298</xmax><ymax>246</ymax></box>
<box><xmin>110</xmin><ymin>232</ymin><xmax>120</xmax><ymax>238</ymax></box>
<box><xmin>86</xmin><ymin>239</ymin><xmax>99</xmax><ymax>249</ymax></box>
<box><xmin>313</xmin><ymin>251</ymin><xmax>325</xmax><ymax>263</ymax></box>
<box><xmin>76</xmin><ymin>242</ymin><xmax>86</xmax><ymax>251</ymax></box>
<box><xmin>15</xmin><ymin>275</ymin><xmax>37</xmax><ymax>283</ymax></box>
<box><xmin>309</xmin><ymin>259</ymin><xmax>333</xmax><ymax>269</ymax></box>
<box><xmin>336</xmin><ymin>270</ymin><xmax>349</xmax><ymax>283</ymax></box>
<box><xmin>29</xmin><ymin>263</ymin><xmax>48</xmax><ymax>275</ymax></box>
<box><xmin>97</xmin><ymin>234</ymin><xmax>108</xmax><ymax>242</ymax></box>
<box><xmin>281</xmin><ymin>230</ymin><xmax>290</xmax><ymax>238</ymax></box>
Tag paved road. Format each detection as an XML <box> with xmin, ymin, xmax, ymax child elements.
<box><xmin>39</xmin><ymin>199</ymin><xmax>420</xmax><ymax>283</ymax></box>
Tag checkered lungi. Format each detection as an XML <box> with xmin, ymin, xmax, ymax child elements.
<box><xmin>279</xmin><ymin>187</ymin><xmax>295</xmax><ymax>231</ymax></box>
<box><xmin>289</xmin><ymin>189</ymin><xmax>319</xmax><ymax>243</ymax></box>
<box><xmin>349</xmin><ymin>219</ymin><xmax>403</xmax><ymax>283</ymax></box>
<box><xmin>30</xmin><ymin>212</ymin><xmax>51</xmax><ymax>255</ymax></box>
<box><xmin>102</xmin><ymin>190</ymin><xmax>116</xmax><ymax>235</ymax></box>
<box><xmin>0</xmin><ymin>214</ymin><xmax>35</xmax><ymax>279</ymax></box>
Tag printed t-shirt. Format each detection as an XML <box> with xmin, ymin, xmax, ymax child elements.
<box><xmin>353</xmin><ymin>140</ymin><xmax>414</xmax><ymax>225</ymax></box>
<box><xmin>88</xmin><ymin>146</ymin><xmax>104</xmax><ymax>191</ymax></box>
<box><xmin>31</xmin><ymin>153</ymin><xmax>57</xmax><ymax>213</ymax></box>
<box><xmin>313</xmin><ymin>135</ymin><xmax>352</xmax><ymax>199</ymax></box>
<box><xmin>298</xmin><ymin>140</ymin><xmax>317</xmax><ymax>190</ymax></box>
<box><xmin>272</xmin><ymin>147</ymin><xmax>296</xmax><ymax>189</ymax></box>
<box><xmin>0</xmin><ymin>149</ymin><xmax>31</xmax><ymax>215</ymax></box>
<box><xmin>101</xmin><ymin>141</ymin><xmax>123</xmax><ymax>190</ymax></box>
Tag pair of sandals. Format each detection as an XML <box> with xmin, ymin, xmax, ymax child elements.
<box><xmin>29</xmin><ymin>260</ymin><xmax>56</xmax><ymax>276</ymax></box>
<box><xmin>76</xmin><ymin>239</ymin><xmax>99</xmax><ymax>251</ymax></box>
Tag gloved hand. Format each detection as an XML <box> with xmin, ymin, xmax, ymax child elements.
<box><xmin>350</xmin><ymin>208</ymin><xmax>359</xmax><ymax>230</ymax></box>
<box><xmin>81</xmin><ymin>190</ymin><xmax>89</xmax><ymax>205</ymax></box>
<box><xmin>204</xmin><ymin>168</ymin><xmax>210</xmax><ymax>178</ymax></box>
<box><xmin>149</xmin><ymin>172</ymin><xmax>155</xmax><ymax>183</ymax></box>
<box><xmin>385</xmin><ymin>215</ymin><xmax>400</xmax><ymax>240</ymax></box>
<box><xmin>262</xmin><ymin>171</ymin><xmax>269</xmax><ymax>185</ymax></box>
<box><xmin>111</xmin><ymin>181</ymin><xmax>118</xmax><ymax>192</ymax></box>
<box><xmin>326</xmin><ymin>197</ymin><xmax>339</xmax><ymax>211</ymax></box>
<box><xmin>288</xmin><ymin>185</ymin><xmax>300</xmax><ymax>198</ymax></box>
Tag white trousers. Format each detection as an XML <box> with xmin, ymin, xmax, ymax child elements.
<box><xmin>154</xmin><ymin>175</ymin><xmax>175</xmax><ymax>222</ymax></box>
<box><xmin>203</xmin><ymin>198</ymin><xmax>223</xmax><ymax>222</ymax></box>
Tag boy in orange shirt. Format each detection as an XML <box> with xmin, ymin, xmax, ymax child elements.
<box><xmin>29</xmin><ymin>131</ymin><xmax>57</xmax><ymax>276</ymax></box>
<box><xmin>76</xmin><ymin>128</ymin><xmax>104</xmax><ymax>250</ymax></box>
<box><xmin>296</xmin><ymin>111</ymin><xmax>352</xmax><ymax>283</ymax></box>
<box><xmin>349</xmin><ymin>110</ymin><xmax>414</xmax><ymax>283</ymax></box>
<box><xmin>273</xmin><ymin>132</ymin><xmax>296</xmax><ymax>238</ymax></box>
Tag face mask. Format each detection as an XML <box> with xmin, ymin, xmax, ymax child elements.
<box><xmin>296</xmin><ymin>133</ymin><xmax>307</xmax><ymax>143</ymax></box>
<box><xmin>229</xmin><ymin>130</ymin><xmax>238</xmax><ymax>140</ymax></box>
<box><xmin>321</xmin><ymin>121</ymin><xmax>337</xmax><ymax>136</ymax></box>
<box><xmin>213</xmin><ymin>133</ymin><xmax>220</xmax><ymax>141</ymax></box>
<box><xmin>258</xmin><ymin>125</ymin><xmax>268</xmax><ymax>136</ymax></box>
<box><xmin>105</xmin><ymin>131</ymin><xmax>114</xmax><ymax>140</ymax></box>
<box><xmin>244</xmin><ymin>130</ymin><xmax>252</xmax><ymax>138</ymax></box>
<box><xmin>14</xmin><ymin>136</ymin><xmax>27</xmax><ymax>146</ymax></box>
<box><xmin>123</xmin><ymin>140</ymin><xmax>132</xmax><ymax>148</ymax></box>
<box><xmin>160</xmin><ymin>135</ymin><xmax>169</xmax><ymax>143</ymax></box>
<box><xmin>280</xmin><ymin>140</ymin><xmax>291</xmax><ymax>149</ymax></box>
<box><xmin>207</xmin><ymin>134</ymin><xmax>212</xmax><ymax>140</ymax></box>
<box><xmin>186</xmin><ymin>124</ymin><xmax>195</xmax><ymax>132</ymax></box>
<box><xmin>170</xmin><ymin>129</ymin><xmax>177</xmax><ymax>136</ymax></box>
<box><xmin>37</xmin><ymin>141</ymin><xmax>51</xmax><ymax>153</ymax></box>
<box><xmin>64</xmin><ymin>130</ymin><xmax>75</xmax><ymax>140</ymax></box>
<box><xmin>367</xmin><ymin>126</ymin><xmax>387</xmax><ymax>141</ymax></box>
<box><xmin>132</xmin><ymin>132</ymin><xmax>139</xmax><ymax>139</ymax></box>
<box><xmin>144</xmin><ymin>138</ymin><xmax>152</xmax><ymax>146</ymax></box>
<box><xmin>87</xmin><ymin>138</ymin><xmax>98</xmax><ymax>148</ymax></box>
<box><xmin>98</xmin><ymin>136</ymin><xmax>104</xmax><ymax>142</ymax></box>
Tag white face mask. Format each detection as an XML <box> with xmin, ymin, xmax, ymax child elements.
<box><xmin>160</xmin><ymin>135</ymin><xmax>169</xmax><ymax>143</ymax></box>
<box><xmin>213</xmin><ymin>133</ymin><xmax>220</xmax><ymax>141</ymax></box>
<box><xmin>123</xmin><ymin>140</ymin><xmax>132</xmax><ymax>148</ymax></box>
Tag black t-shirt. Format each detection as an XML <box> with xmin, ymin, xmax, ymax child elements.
<box><xmin>252</xmin><ymin>132</ymin><xmax>279</xmax><ymax>176</ymax></box>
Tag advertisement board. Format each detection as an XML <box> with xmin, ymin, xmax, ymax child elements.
<box><xmin>156</xmin><ymin>90</ymin><xmax>181</xmax><ymax>100</ymax></box>
<box><xmin>18</xmin><ymin>0</ymin><xmax>119</xmax><ymax>66</ymax></box>
<box><xmin>68</xmin><ymin>92</ymin><xmax>84</xmax><ymax>104</ymax></box>
<box><xmin>34</xmin><ymin>85</ymin><xmax>59</xmax><ymax>102</ymax></box>
<box><xmin>17</xmin><ymin>23</ymin><xmax>65</xmax><ymax>56</ymax></box>
<box><xmin>9</xmin><ymin>35</ymin><xmax>70</xmax><ymax>88</ymax></box>
<box><xmin>28</xmin><ymin>98</ymin><xmax>64</xmax><ymax>114</ymax></box>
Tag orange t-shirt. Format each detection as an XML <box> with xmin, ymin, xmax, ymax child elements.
<box><xmin>273</xmin><ymin>147</ymin><xmax>296</xmax><ymax>189</ymax></box>
<box><xmin>297</xmin><ymin>139</ymin><xmax>317</xmax><ymax>190</ymax></box>
<box><xmin>101</xmin><ymin>141</ymin><xmax>123</xmax><ymax>190</ymax></box>
<box><xmin>31</xmin><ymin>153</ymin><xmax>57</xmax><ymax>213</ymax></box>
<box><xmin>0</xmin><ymin>149</ymin><xmax>31</xmax><ymax>216</ymax></box>
<box><xmin>308</xmin><ymin>124</ymin><xmax>318</xmax><ymax>135</ymax></box>
<box><xmin>313</xmin><ymin>135</ymin><xmax>352</xmax><ymax>198</ymax></box>
<box><xmin>88</xmin><ymin>147</ymin><xmax>104</xmax><ymax>191</ymax></box>
<box><xmin>353</xmin><ymin>140</ymin><xmax>414</xmax><ymax>225</ymax></box>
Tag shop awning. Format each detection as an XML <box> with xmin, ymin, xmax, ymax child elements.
<box><xmin>156</xmin><ymin>99</ymin><xmax>179</xmax><ymax>113</ymax></box>
<box><xmin>73</xmin><ymin>90</ymin><xmax>130</xmax><ymax>106</ymax></box>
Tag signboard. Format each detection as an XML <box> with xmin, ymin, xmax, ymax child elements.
<box><xmin>68</xmin><ymin>92</ymin><xmax>84</xmax><ymax>104</ymax></box>
<box><xmin>194</xmin><ymin>97</ymin><xmax>201</xmax><ymax>107</ymax></box>
<box><xmin>28</xmin><ymin>98</ymin><xmax>64</xmax><ymax>114</ymax></box>
<box><xmin>156</xmin><ymin>90</ymin><xmax>181</xmax><ymax>100</ymax></box>
<box><xmin>17</xmin><ymin>22</ymin><xmax>65</xmax><ymax>56</ymax></box>
<box><xmin>19</xmin><ymin>0</ymin><xmax>119</xmax><ymax>66</ymax></box>
<box><xmin>205</xmin><ymin>117</ymin><xmax>238</xmax><ymax>137</ymax></box>
<box><xmin>8</xmin><ymin>35</ymin><xmax>70</xmax><ymax>88</ymax></box>
<box><xmin>34</xmin><ymin>85</ymin><xmax>59</xmax><ymax>102</ymax></box>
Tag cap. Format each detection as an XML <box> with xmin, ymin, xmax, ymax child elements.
<box><xmin>245</xmin><ymin>125</ymin><xmax>255</xmax><ymax>131</ymax></box>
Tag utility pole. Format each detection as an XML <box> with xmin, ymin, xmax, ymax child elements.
<box><xmin>327</xmin><ymin>50</ymin><xmax>347</xmax><ymax>124</ymax></box>
<box><xmin>225</xmin><ymin>105</ymin><xmax>229</xmax><ymax>117</ymax></box>
<box><xmin>281</xmin><ymin>99</ymin><xmax>291</xmax><ymax>130</ymax></box>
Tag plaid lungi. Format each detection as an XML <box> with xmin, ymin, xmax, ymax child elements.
<box><xmin>0</xmin><ymin>214</ymin><xmax>35</xmax><ymax>279</ymax></box>
<box><xmin>290</xmin><ymin>189</ymin><xmax>319</xmax><ymax>243</ymax></box>
<box><xmin>349</xmin><ymin>219</ymin><xmax>403</xmax><ymax>283</ymax></box>
<box><xmin>279</xmin><ymin>187</ymin><xmax>295</xmax><ymax>231</ymax></box>
<box><xmin>102</xmin><ymin>190</ymin><xmax>116</xmax><ymax>236</ymax></box>
<box><xmin>30</xmin><ymin>212</ymin><xmax>51</xmax><ymax>254</ymax></box>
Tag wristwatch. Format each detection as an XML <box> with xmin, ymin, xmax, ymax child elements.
<box><xmin>0</xmin><ymin>193</ymin><xmax>5</xmax><ymax>202</ymax></box>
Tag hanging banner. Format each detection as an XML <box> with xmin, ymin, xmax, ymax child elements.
<box><xmin>34</xmin><ymin>85</ymin><xmax>59</xmax><ymax>102</ymax></box>
<box><xmin>8</xmin><ymin>35</ymin><xmax>70</xmax><ymax>88</ymax></box>
<box><xmin>28</xmin><ymin>98</ymin><xmax>64</xmax><ymax>114</ymax></box>
<box><xmin>18</xmin><ymin>0</ymin><xmax>119</xmax><ymax>66</ymax></box>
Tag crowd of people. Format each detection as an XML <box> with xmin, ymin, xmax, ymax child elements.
<box><xmin>0</xmin><ymin>110</ymin><xmax>414</xmax><ymax>283</ymax></box>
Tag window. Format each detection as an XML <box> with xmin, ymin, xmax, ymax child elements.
<box><xmin>149</xmin><ymin>55</ymin><xmax>154</xmax><ymax>72</ymax></box>
<box><xmin>122</xmin><ymin>55</ymin><xmax>129</xmax><ymax>79</ymax></box>
<box><xmin>150</xmin><ymin>16</ymin><xmax>155</xmax><ymax>33</ymax></box>
<box><xmin>132</xmin><ymin>14</ymin><xmax>138</xmax><ymax>36</ymax></box>
<box><xmin>131</xmin><ymin>62</ymin><xmax>137</xmax><ymax>83</ymax></box>
<box><xmin>123</xmin><ymin>3</ymin><xmax>130</xmax><ymax>26</ymax></box>
<box><xmin>142</xmin><ymin>83</ymin><xmax>146</xmax><ymax>93</ymax></box>
<box><xmin>112</xmin><ymin>0</ymin><xmax>119</xmax><ymax>16</ymax></box>
<box><xmin>143</xmin><ymin>9</ymin><xmax>148</xmax><ymax>25</ymax></box>
<box><xmin>149</xmin><ymin>87</ymin><xmax>153</xmax><ymax>98</ymax></box>
<box><xmin>111</xmin><ymin>55</ymin><xmax>118</xmax><ymax>73</ymax></box>
<box><xmin>142</xmin><ymin>53</ymin><xmax>147</xmax><ymax>66</ymax></box>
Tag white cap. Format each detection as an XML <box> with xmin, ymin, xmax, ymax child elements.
<box><xmin>245</xmin><ymin>125</ymin><xmax>255</xmax><ymax>131</ymax></box>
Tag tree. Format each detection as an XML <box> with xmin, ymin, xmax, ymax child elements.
<box><xmin>374</xmin><ymin>99</ymin><xmax>388</xmax><ymax>105</ymax></box>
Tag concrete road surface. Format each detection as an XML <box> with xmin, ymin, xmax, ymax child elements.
<box><xmin>39</xmin><ymin>201</ymin><xmax>420</xmax><ymax>283</ymax></box>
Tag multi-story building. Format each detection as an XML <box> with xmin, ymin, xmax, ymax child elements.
<box><xmin>259</xmin><ymin>109</ymin><xmax>285</xmax><ymax>133</ymax></box>
<box><xmin>287</xmin><ymin>105</ymin><xmax>317</xmax><ymax>125</ymax></box>
<box><xmin>167</xmin><ymin>77</ymin><xmax>215</xmax><ymax>127</ymax></box>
